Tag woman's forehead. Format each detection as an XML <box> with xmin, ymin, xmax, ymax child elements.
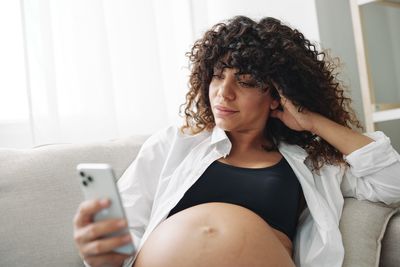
<box><xmin>213</xmin><ymin>64</ymin><xmax>254</xmax><ymax>79</ymax></box>
<box><xmin>213</xmin><ymin>57</ymin><xmax>253</xmax><ymax>75</ymax></box>
<box><xmin>213</xmin><ymin>60</ymin><xmax>230</xmax><ymax>70</ymax></box>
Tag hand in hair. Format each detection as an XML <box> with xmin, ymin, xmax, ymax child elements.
<box><xmin>270</xmin><ymin>93</ymin><xmax>373</xmax><ymax>155</ymax></box>
<box><xmin>270</xmin><ymin>94</ymin><xmax>318</xmax><ymax>133</ymax></box>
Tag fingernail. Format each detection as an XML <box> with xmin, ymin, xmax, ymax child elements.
<box><xmin>118</xmin><ymin>220</ymin><xmax>127</xmax><ymax>227</ymax></box>
<box><xmin>99</xmin><ymin>199</ymin><xmax>109</xmax><ymax>206</ymax></box>
<box><xmin>123</xmin><ymin>234</ymin><xmax>132</xmax><ymax>242</ymax></box>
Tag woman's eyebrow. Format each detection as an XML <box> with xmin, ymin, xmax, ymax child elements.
<box><xmin>236</xmin><ymin>74</ymin><xmax>256</xmax><ymax>81</ymax></box>
<box><xmin>220</xmin><ymin>61</ymin><xmax>229</xmax><ymax>67</ymax></box>
<box><xmin>215</xmin><ymin>61</ymin><xmax>230</xmax><ymax>69</ymax></box>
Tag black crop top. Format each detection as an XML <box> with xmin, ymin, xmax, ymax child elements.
<box><xmin>167</xmin><ymin>157</ymin><xmax>302</xmax><ymax>241</ymax></box>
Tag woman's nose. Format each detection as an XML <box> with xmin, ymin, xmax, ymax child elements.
<box><xmin>218</xmin><ymin>78</ymin><xmax>235</xmax><ymax>100</ymax></box>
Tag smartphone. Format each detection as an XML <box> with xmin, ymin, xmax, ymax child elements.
<box><xmin>76</xmin><ymin>163</ymin><xmax>135</xmax><ymax>255</ymax></box>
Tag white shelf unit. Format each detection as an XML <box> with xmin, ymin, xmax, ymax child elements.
<box><xmin>350</xmin><ymin>0</ymin><xmax>400</xmax><ymax>131</ymax></box>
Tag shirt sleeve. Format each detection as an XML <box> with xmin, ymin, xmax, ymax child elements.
<box><xmin>116</xmin><ymin>125</ymin><xmax>177</xmax><ymax>265</ymax></box>
<box><xmin>341</xmin><ymin>131</ymin><xmax>400</xmax><ymax>205</ymax></box>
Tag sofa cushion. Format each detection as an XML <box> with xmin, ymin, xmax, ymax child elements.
<box><xmin>339</xmin><ymin>197</ymin><xmax>400</xmax><ymax>267</ymax></box>
<box><xmin>0</xmin><ymin>135</ymin><xmax>147</xmax><ymax>267</ymax></box>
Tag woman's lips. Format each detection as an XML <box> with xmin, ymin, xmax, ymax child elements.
<box><xmin>214</xmin><ymin>105</ymin><xmax>238</xmax><ymax>116</ymax></box>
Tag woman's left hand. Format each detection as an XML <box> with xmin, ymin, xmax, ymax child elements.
<box><xmin>270</xmin><ymin>94</ymin><xmax>318</xmax><ymax>132</ymax></box>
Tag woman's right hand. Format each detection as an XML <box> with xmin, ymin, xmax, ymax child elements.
<box><xmin>73</xmin><ymin>199</ymin><xmax>134</xmax><ymax>267</ymax></box>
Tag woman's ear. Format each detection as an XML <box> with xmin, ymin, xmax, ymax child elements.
<box><xmin>268</xmin><ymin>82</ymin><xmax>281</xmax><ymax>111</ymax></box>
<box><xmin>270</xmin><ymin>99</ymin><xmax>280</xmax><ymax>110</ymax></box>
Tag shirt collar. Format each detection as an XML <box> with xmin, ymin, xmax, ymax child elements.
<box><xmin>210</xmin><ymin>126</ymin><xmax>231</xmax><ymax>157</ymax></box>
<box><xmin>211</xmin><ymin>126</ymin><xmax>231</xmax><ymax>144</ymax></box>
<box><xmin>278</xmin><ymin>142</ymin><xmax>308</xmax><ymax>161</ymax></box>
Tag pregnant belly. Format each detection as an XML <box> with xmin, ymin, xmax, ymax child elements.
<box><xmin>133</xmin><ymin>202</ymin><xmax>296</xmax><ymax>267</ymax></box>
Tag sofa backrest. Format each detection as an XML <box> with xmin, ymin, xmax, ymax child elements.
<box><xmin>0</xmin><ymin>135</ymin><xmax>147</xmax><ymax>267</ymax></box>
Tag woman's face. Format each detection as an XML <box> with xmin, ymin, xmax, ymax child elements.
<box><xmin>209</xmin><ymin>67</ymin><xmax>279</xmax><ymax>133</ymax></box>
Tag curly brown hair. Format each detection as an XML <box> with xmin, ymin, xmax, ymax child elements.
<box><xmin>180</xmin><ymin>16</ymin><xmax>362</xmax><ymax>170</ymax></box>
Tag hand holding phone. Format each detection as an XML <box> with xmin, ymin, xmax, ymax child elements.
<box><xmin>74</xmin><ymin>163</ymin><xmax>135</xmax><ymax>258</ymax></box>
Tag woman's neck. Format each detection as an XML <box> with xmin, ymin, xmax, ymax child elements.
<box><xmin>226</xmin><ymin>130</ymin><xmax>271</xmax><ymax>153</ymax></box>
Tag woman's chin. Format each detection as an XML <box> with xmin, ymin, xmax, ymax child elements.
<box><xmin>214</xmin><ymin>120</ymin><xmax>236</xmax><ymax>131</ymax></box>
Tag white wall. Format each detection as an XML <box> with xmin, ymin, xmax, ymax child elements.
<box><xmin>190</xmin><ymin>0</ymin><xmax>320</xmax><ymax>44</ymax></box>
<box><xmin>362</xmin><ymin>3</ymin><xmax>400</xmax><ymax>151</ymax></box>
<box><xmin>362</xmin><ymin>3</ymin><xmax>400</xmax><ymax>103</ymax></box>
<box><xmin>314</xmin><ymin>0</ymin><xmax>365</xmax><ymax>122</ymax></box>
<box><xmin>315</xmin><ymin>0</ymin><xmax>400</xmax><ymax>151</ymax></box>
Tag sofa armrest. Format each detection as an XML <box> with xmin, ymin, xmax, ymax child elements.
<box><xmin>380</xmin><ymin>213</ymin><xmax>400</xmax><ymax>267</ymax></box>
<box><xmin>0</xmin><ymin>135</ymin><xmax>147</xmax><ymax>267</ymax></box>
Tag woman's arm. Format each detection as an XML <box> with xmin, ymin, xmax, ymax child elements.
<box><xmin>340</xmin><ymin>131</ymin><xmax>400</xmax><ymax>205</ymax></box>
<box><xmin>308</xmin><ymin>113</ymin><xmax>373</xmax><ymax>155</ymax></box>
<box><xmin>271</xmin><ymin>95</ymin><xmax>400</xmax><ymax>205</ymax></box>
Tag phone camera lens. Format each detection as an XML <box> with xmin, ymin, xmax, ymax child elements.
<box><xmin>80</xmin><ymin>171</ymin><xmax>85</xmax><ymax>177</ymax></box>
<box><xmin>88</xmin><ymin>176</ymin><xmax>93</xmax><ymax>182</ymax></box>
<box><xmin>82</xmin><ymin>180</ymin><xmax>88</xmax><ymax>186</ymax></box>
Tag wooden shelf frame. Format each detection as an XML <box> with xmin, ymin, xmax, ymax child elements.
<box><xmin>358</xmin><ymin>0</ymin><xmax>400</xmax><ymax>8</ymax></box>
<box><xmin>350</xmin><ymin>0</ymin><xmax>400</xmax><ymax>131</ymax></box>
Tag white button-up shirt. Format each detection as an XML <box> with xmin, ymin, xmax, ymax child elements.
<box><xmin>117</xmin><ymin>125</ymin><xmax>400</xmax><ymax>267</ymax></box>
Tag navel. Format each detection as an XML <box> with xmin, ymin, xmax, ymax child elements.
<box><xmin>200</xmin><ymin>225</ymin><xmax>218</xmax><ymax>236</ymax></box>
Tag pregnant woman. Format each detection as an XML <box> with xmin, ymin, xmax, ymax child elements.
<box><xmin>73</xmin><ymin>16</ymin><xmax>400</xmax><ymax>267</ymax></box>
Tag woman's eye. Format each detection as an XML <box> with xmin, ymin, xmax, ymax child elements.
<box><xmin>212</xmin><ymin>74</ymin><xmax>223</xmax><ymax>80</ymax></box>
<box><xmin>238</xmin><ymin>81</ymin><xmax>256</xmax><ymax>88</ymax></box>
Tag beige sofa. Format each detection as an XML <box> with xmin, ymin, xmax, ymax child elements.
<box><xmin>0</xmin><ymin>135</ymin><xmax>399</xmax><ymax>267</ymax></box>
